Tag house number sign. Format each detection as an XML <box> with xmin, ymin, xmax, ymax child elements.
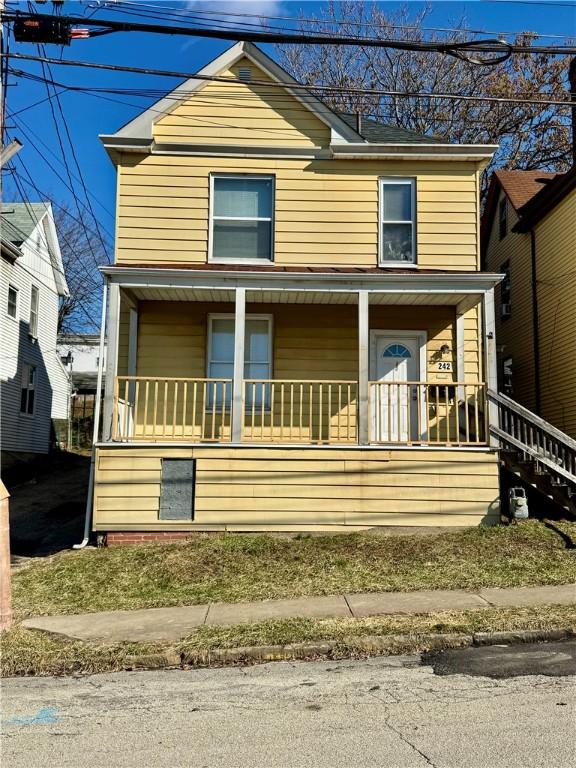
<box><xmin>436</xmin><ymin>361</ymin><xmax>453</xmax><ymax>371</ymax></box>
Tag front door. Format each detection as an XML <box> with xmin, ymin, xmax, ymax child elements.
<box><xmin>371</xmin><ymin>333</ymin><xmax>424</xmax><ymax>442</ymax></box>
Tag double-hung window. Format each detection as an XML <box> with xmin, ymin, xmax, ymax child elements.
<box><xmin>210</xmin><ymin>175</ymin><xmax>274</xmax><ymax>262</ymax></box>
<box><xmin>7</xmin><ymin>285</ymin><xmax>18</xmax><ymax>319</ymax></box>
<box><xmin>20</xmin><ymin>363</ymin><xmax>36</xmax><ymax>415</ymax></box>
<box><xmin>29</xmin><ymin>284</ymin><xmax>39</xmax><ymax>337</ymax></box>
<box><xmin>208</xmin><ymin>315</ymin><xmax>272</xmax><ymax>407</ymax></box>
<box><xmin>379</xmin><ymin>178</ymin><xmax>416</xmax><ymax>264</ymax></box>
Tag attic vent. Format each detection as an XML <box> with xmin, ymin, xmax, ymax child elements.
<box><xmin>238</xmin><ymin>66</ymin><xmax>252</xmax><ymax>82</ymax></box>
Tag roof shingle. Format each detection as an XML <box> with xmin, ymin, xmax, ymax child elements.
<box><xmin>1</xmin><ymin>203</ymin><xmax>49</xmax><ymax>246</ymax></box>
<box><xmin>337</xmin><ymin>113</ymin><xmax>443</xmax><ymax>145</ymax></box>
<box><xmin>494</xmin><ymin>170</ymin><xmax>558</xmax><ymax>211</ymax></box>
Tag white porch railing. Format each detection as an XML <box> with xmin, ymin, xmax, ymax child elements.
<box><xmin>369</xmin><ymin>381</ymin><xmax>487</xmax><ymax>446</ymax></box>
<box><xmin>113</xmin><ymin>376</ymin><xmax>232</xmax><ymax>442</ymax></box>
<box><xmin>242</xmin><ymin>380</ymin><xmax>358</xmax><ymax>444</ymax></box>
<box><xmin>112</xmin><ymin>376</ymin><xmax>488</xmax><ymax>447</ymax></box>
<box><xmin>489</xmin><ymin>389</ymin><xmax>576</xmax><ymax>484</ymax></box>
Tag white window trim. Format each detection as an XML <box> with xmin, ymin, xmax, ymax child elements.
<box><xmin>208</xmin><ymin>173</ymin><xmax>275</xmax><ymax>264</ymax></box>
<box><xmin>207</xmin><ymin>313</ymin><xmax>274</xmax><ymax>408</ymax></box>
<box><xmin>378</xmin><ymin>177</ymin><xmax>417</xmax><ymax>267</ymax></box>
<box><xmin>20</xmin><ymin>362</ymin><xmax>37</xmax><ymax>417</ymax></box>
<box><xmin>7</xmin><ymin>284</ymin><xmax>18</xmax><ymax>320</ymax></box>
<box><xmin>29</xmin><ymin>284</ymin><xmax>39</xmax><ymax>338</ymax></box>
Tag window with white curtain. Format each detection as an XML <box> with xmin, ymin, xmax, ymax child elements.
<box><xmin>207</xmin><ymin>315</ymin><xmax>272</xmax><ymax>407</ymax></box>
<box><xmin>210</xmin><ymin>176</ymin><xmax>274</xmax><ymax>261</ymax></box>
<box><xmin>379</xmin><ymin>178</ymin><xmax>416</xmax><ymax>264</ymax></box>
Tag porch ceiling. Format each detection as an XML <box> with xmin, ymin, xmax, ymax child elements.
<box><xmin>127</xmin><ymin>286</ymin><xmax>477</xmax><ymax>307</ymax></box>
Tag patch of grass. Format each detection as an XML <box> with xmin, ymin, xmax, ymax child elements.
<box><xmin>3</xmin><ymin>604</ymin><xmax>575</xmax><ymax>678</ymax></box>
<box><xmin>12</xmin><ymin>521</ymin><xmax>576</xmax><ymax>618</ymax></box>
<box><xmin>178</xmin><ymin>604</ymin><xmax>576</xmax><ymax>652</ymax></box>
<box><xmin>0</xmin><ymin>626</ymin><xmax>156</xmax><ymax>678</ymax></box>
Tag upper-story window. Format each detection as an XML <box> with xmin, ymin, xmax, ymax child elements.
<box><xmin>499</xmin><ymin>198</ymin><xmax>507</xmax><ymax>240</ymax></box>
<box><xmin>210</xmin><ymin>175</ymin><xmax>274</xmax><ymax>262</ymax></box>
<box><xmin>379</xmin><ymin>178</ymin><xmax>416</xmax><ymax>265</ymax></box>
<box><xmin>29</xmin><ymin>284</ymin><xmax>39</xmax><ymax>337</ymax></box>
<box><xmin>7</xmin><ymin>284</ymin><xmax>18</xmax><ymax>319</ymax></box>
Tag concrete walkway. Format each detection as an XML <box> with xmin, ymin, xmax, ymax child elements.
<box><xmin>21</xmin><ymin>584</ymin><xmax>576</xmax><ymax>643</ymax></box>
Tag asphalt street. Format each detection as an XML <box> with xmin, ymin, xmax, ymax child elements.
<box><xmin>3</xmin><ymin>642</ymin><xmax>576</xmax><ymax>768</ymax></box>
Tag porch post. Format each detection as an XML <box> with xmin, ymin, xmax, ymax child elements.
<box><xmin>232</xmin><ymin>287</ymin><xmax>246</xmax><ymax>443</ymax></box>
<box><xmin>127</xmin><ymin>305</ymin><xmax>138</xmax><ymax>377</ymax></box>
<box><xmin>102</xmin><ymin>282</ymin><xmax>120</xmax><ymax>441</ymax></box>
<box><xmin>482</xmin><ymin>287</ymin><xmax>499</xmax><ymax>446</ymax></box>
<box><xmin>455</xmin><ymin>309</ymin><xmax>466</xmax><ymax>401</ymax></box>
<box><xmin>358</xmin><ymin>290</ymin><xmax>369</xmax><ymax>445</ymax></box>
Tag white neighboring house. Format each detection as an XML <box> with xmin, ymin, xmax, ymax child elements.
<box><xmin>1</xmin><ymin>203</ymin><xmax>70</xmax><ymax>464</ymax></box>
<box><xmin>57</xmin><ymin>333</ymin><xmax>107</xmax><ymax>395</ymax></box>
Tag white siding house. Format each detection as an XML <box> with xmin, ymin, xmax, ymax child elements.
<box><xmin>1</xmin><ymin>203</ymin><xmax>70</xmax><ymax>463</ymax></box>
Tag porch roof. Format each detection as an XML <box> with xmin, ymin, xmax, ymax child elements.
<box><xmin>101</xmin><ymin>264</ymin><xmax>502</xmax><ymax>311</ymax></box>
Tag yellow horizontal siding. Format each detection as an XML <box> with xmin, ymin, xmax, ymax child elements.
<box><xmin>120</xmin><ymin>300</ymin><xmax>479</xmax><ymax>385</ymax></box>
<box><xmin>534</xmin><ymin>188</ymin><xmax>576</xmax><ymax>437</ymax></box>
<box><xmin>93</xmin><ymin>445</ymin><xmax>500</xmax><ymax>530</ymax></box>
<box><xmin>116</xmin><ymin>154</ymin><xmax>480</xmax><ymax>271</ymax></box>
<box><xmin>484</xmin><ymin>192</ymin><xmax>535</xmax><ymax>409</ymax></box>
<box><xmin>153</xmin><ymin>58</ymin><xmax>331</xmax><ymax>147</ymax></box>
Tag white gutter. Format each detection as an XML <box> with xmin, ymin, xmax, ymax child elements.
<box><xmin>73</xmin><ymin>278</ymin><xmax>108</xmax><ymax>550</ymax></box>
<box><xmin>331</xmin><ymin>143</ymin><xmax>499</xmax><ymax>162</ymax></box>
<box><xmin>100</xmin><ymin>265</ymin><xmax>504</xmax><ymax>294</ymax></box>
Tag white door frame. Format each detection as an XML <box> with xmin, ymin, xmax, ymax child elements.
<box><xmin>369</xmin><ymin>330</ymin><xmax>428</xmax><ymax>442</ymax></box>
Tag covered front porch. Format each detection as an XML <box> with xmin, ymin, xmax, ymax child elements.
<box><xmin>101</xmin><ymin>267</ymin><xmax>501</xmax><ymax>450</ymax></box>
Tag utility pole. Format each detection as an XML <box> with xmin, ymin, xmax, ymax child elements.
<box><xmin>0</xmin><ymin>0</ymin><xmax>12</xmax><ymax>632</ymax></box>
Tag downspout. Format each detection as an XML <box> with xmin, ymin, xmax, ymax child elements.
<box><xmin>529</xmin><ymin>229</ymin><xmax>542</xmax><ymax>415</ymax></box>
<box><xmin>73</xmin><ymin>277</ymin><xmax>108</xmax><ymax>549</ymax></box>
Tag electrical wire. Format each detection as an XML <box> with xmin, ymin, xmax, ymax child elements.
<box><xmin>7</xmin><ymin>109</ymin><xmax>116</xmax><ymax>228</ymax></box>
<box><xmin>5</xmin><ymin>9</ymin><xmax>576</xmax><ymax>57</ymax></box>
<box><xmin>5</xmin><ymin>55</ymin><xmax>573</xmax><ymax>108</ymax></box>
<box><xmin>5</xmin><ymin>162</ymin><xmax>102</xmax><ymax>296</ymax></box>
<box><xmin>7</xmin><ymin>69</ymin><xmax>570</xmax><ymax>141</ymax></box>
<box><xmin>35</xmin><ymin>36</ymin><xmax>113</xmax><ymax>264</ymax></box>
<box><xmin>90</xmin><ymin>1</ymin><xmax>576</xmax><ymax>42</ymax></box>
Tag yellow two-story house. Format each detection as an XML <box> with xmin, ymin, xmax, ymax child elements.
<box><xmin>91</xmin><ymin>41</ymin><xmax>503</xmax><ymax>543</ymax></box>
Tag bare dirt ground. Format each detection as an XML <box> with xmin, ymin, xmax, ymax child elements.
<box><xmin>7</xmin><ymin>452</ymin><xmax>89</xmax><ymax>559</ymax></box>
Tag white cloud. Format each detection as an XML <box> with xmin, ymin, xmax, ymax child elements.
<box><xmin>184</xmin><ymin>0</ymin><xmax>285</xmax><ymax>27</ymax></box>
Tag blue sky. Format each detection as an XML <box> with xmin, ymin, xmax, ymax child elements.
<box><xmin>4</xmin><ymin>0</ymin><xmax>576</xmax><ymax>268</ymax></box>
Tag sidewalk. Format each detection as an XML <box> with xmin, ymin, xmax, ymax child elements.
<box><xmin>21</xmin><ymin>584</ymin><xmax>576</xmax><ymax>643</ymax></box>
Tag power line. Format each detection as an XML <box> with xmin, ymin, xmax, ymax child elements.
<box><xmin>98</xmin><ymin>1</ymin><xmax>575</xmax><ymax>42</ymax></box>
<box><xmin>5</xmin><ymin>55</ymin><xmax>574</xmax><ymax>109</ymax></box>
<box><xmin>9</xmin><ymin>161</ymin><xmax>114</xmax><ymax>254</ymax></box>
<box><xmin>4</xmin><ymin>9</ymin><xmax>576</xmax><ymax>57</ymax></box>
<box><xmin>36</xmin><ymin>38</ymin><xmax>112</xmax><ymax>263</ymax></box>
<box><xmin>33</xmin><ymin>53</ymin><xmax>109</xmax><ymax>273</ymax></box>
<box><xmin>7</xmin><ymin>108</ymin><xmax>115</xmax><ymax>228</ymax></box>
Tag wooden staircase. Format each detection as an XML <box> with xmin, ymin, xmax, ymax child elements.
<box><xmin>488</xmin><ymin>390</ymin><xmax>576</xmax><ymax>518</ymax></box>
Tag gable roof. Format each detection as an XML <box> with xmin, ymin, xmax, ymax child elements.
<box><xmin>108</xmin><ymin>40</ymin><xmax>363</xmax><ymax>145</ymax></box>
<box><xmin>337</xmin><ymin>113</ymin><xmax>441</xmax><ymax>145</ymax></box>
<box><xmin>1</xmin><ymin>202</ymin><xmax>50</xmax><ymax>246</ymax></box>
<box><xmin>514</xmin><ymin>165</ymin><xmax>576</xmax><ymax>232</ymax></box>
<box><xmin>100</xmin><ymin>41</ymin><xmax>497</xmax><ymax>162</ymax></box>
<box><xmin>481</xmin><ymin>169</ymin><xmax>559</xmax><ymax>256</ymax></box>
<box><xmin>494</xmin><ymin>170</ymin><xmax>558</xmax><ymax>211</ymax></box>
<box><xmin>1</xmin><ymin>202</ymin><xmax>69</xmax><ymax>296</ymax></box>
